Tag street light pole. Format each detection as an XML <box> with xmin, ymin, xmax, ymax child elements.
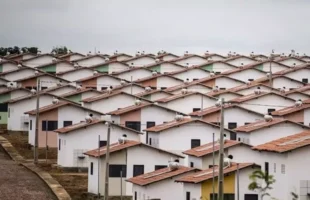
<box><xmin>34</xmin><ymin>78</ymin><xmax>40</xmax><ymax>164</ymax></box>
<box><xmin>104</xmin><ymin>122</ymin><xmax>111</xmax><ymax>200</ymax></box>
<box><xmin>218</xmin><ymin>98</ymin><xmax>225</xmax><ymax>200</ymax></box>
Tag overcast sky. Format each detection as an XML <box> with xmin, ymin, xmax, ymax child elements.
<box><xmin>1</xmin><ymin>0</ymin><xmax>310</xmax><ymax>56</ymax></box>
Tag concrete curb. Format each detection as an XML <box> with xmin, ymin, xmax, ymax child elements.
<box><xmin>0</xmin><ymin>136</ymin><xmax>71</xmax><ymax>200</ymax></box>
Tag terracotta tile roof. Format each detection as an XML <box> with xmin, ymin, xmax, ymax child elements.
<box><xmin>223</xmin><ymin>55</ymin><xmax>255</xmax><ymax>62</ymax></box>
<box><xmin>84</xmin><ymin>140</ymin><xmax>184</xmax><ymax>158</ymax></box>
<box><xmin>7</xmin><ymin>92</ymin><xmax>60</xmax><ymax>104</ymax></box>
<box><xmin>145</xmin><ymin>118</ymin><xmax>234</xmax><ymax>133</ymax></box>
<box><xmin>144</xmin><ymin>60</ymin><xmax>185</xmax><ymax>69</ymax></box>
<box><xmin>14</xmin><ymin>72</ymin><xmax>69</xmax><ymax>83</ymax></box>
<box><xmin>75</xmin><ymin>73</ymin><xmax>123</xmax><ymax>82</ymax></box>
<box><xmin>164</xmin><ymin>82</ymin><xmax>213</xmax><ymax>92</ymax></box>
<box><xmin>0</xmin><ymin>87</ymin><xmax>30</xmax><ymax>95</ymax></box>
<box><xmin>109</xmin><ymin>53</ymin><xmax>133</xmax><ymax>59</ymax></box>
<box><xmin>176</xmin><ymin>163</ymin><xmax>258</xmax><ymax>183</ymax></box>
<box><xmin>169</xmin><ymin>54</ymin><xmax>208</xmax><ymax>62</ymax></box>
<box><xmin>126</xmin><ymin>166</ymin><xmax>197</xmax><ymax>186</ymax></box>
<box><xmin>271</xmin><ymin>103</ymin><xmax>310</xmax><ymax>116</ymax></box>
<box><xmin>155</xmin><ymin>91</ymin><xmax>216</xmax><ymax>103</ymax></box>
<box><xmin>81</xmin><ymin>91</ymin><xmax>149</xmax><ymax>103</ymax></box>
<box><xmin>188</xmin><ymin>104</ymin><xmax>264</xmax><ymax>117</ymax></box>
<box><xmin>35</xmin><ymin>60</ymin><xmax>73</xmax><ymax>69</ymax></box>
<box><xmin>57</xmin><ymin>52</ymin><xmax>85</xmax><ymax>59</ymax></box>
<box><xmin>252</xmin><ymin>130</ymin><xmax>310</xmax><ymax>153</ymax></box>
<box><xmin>0</xmin><ymin>65</ymin><xmax>40</xmax><ymax>75</ymax></box>
<box><xmin>273</xmin><ymin>64</ymin><xmax>310</xmax><ymax>75</ymax></box>
<box><xmin>233</xmin><ymin>119</ymin><xmax>309</xmax><ymax>133</ymax></box>
<box><xmin>204</xmin><ymin>53</ymin><xmax>226</xmax><ymax>59</ymax></box>
<box><xmin>111</xmin><ymin>66</ymin><xmax>152</xmax><ymax>75</ymax></box>
<box><xmin>56</xmin><ymin>67</ymin><xmax>93</xmax><ymax>75</ymax></box>
<box><xmin>206</xmin><ymin>89</ymin><xmax>243</xmax><ymax>97</ymax></box>
<box><xmin>60</xmin><ymin>88</ymin><xmax>101</xmax><ymax>97</ymax></box>
<box><xmin>253</xmin><ymin>75</ymin><xmax>306</xmax><ymax>86</ymax></box>
<box><xmin>156</xmin><ymin>53</ymin><xmax>179</xmax><ymax>59</ymax></box>
<box><xmin>22</xmin><ymin>54</ymin><xmax>57</xmax><ymax>62</ymax></box>
<box><xmin>229</xmin><ymin>83</ymin><xmax>274</xmax><ymax>93</ymax></box>
<box><xmin>229</xmin><ymin>91</ymin><xmax>294</xmax><ymax>103</ymax></box>
<box><xmin>274</xmin><ymin>56</ymin><xmax>306</xmax><ymax>63</ymax></box>
<box><xmin>183</xmin><ymin>140</ymin><xmax>248</xmax><ymax>157</ymax></box>
<box><xmin>72</xmin><ymin>54</ymin><xmax>107</xmax><ymax>62</ymax></box>
<box><xmin>121</xmin><ymin>54</ymin><xmax>155</xmax><ymax>63</ymax></box>
<box><xmin>167</xmin><ymin>65</ymin><xmax>208</xmax><ymax>75</ymax></box>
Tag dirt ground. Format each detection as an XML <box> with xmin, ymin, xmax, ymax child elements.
<box><xmin>1</xmin><ymin>132</ymin><xmax>57</xmax><ymax>159</ymax></box>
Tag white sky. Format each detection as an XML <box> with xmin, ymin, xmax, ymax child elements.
<box><xmin>1</xmin><ymin>0</ymin><xmax>310</xmax><ymax>56</ymax></box>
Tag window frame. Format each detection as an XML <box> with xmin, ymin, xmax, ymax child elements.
<box><xmin>109</xmin><ymin>164</ymin><xmax>127</xmax><ymax>177</ymax></box>
<box><xmin>191</xmin><ymin>139</ymin><xmax>201</xmax><ymax>148</ymax></box>
<box><xmin>90</xmin><ymin>162</ymin><xmax>93</xmax><ymax>175</ymax></box>
<box><xmin>133</xmin><ymin>165</ymin><xmax>144</xmax><ymax>177</ymax></box>
<box><xmin>63</xmin><ymin>121</ymin><xmax>73</xmax><ymax>127</ymax></box>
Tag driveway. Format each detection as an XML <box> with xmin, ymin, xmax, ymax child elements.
<box><xmin>0</xmin><ymin>147</ymin><xmax>57</xmax><ymax>200</ymax></box>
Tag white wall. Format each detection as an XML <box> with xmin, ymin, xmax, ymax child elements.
<box><xmin>23</xmin><ymin>55</ymin><xmax>55</xmax><ymax>67</ymax></box>
<box><xmin>96</xmin><ymin>76</ymin><xmax>121</xmax><ymax>91</ymax></box>
<box><xmin>304</xmin><ymin>108</ymin><xmax>310</xmax><ymax>126</ymax></box>
<box><xmin>48</xmin><ymin>87</ymin><xmax>77</xmax><ymax>96</ymax></box>
<box><xmin>8</xmin><ymin>95</ymin><xmax>53</xmax><ymax>131</ymax></box>
<box><xmin>173</xmin><ymin>68</ymin><xmax>210</xmax><ymax>81</ymax></box>
<box><xmin>272</xmin><ymin>77</ymin><xmax>304</xmax><ymax>90</ymax></box>
<box><xmin>108</xmin><ymin>62</ymin><xmax>129</xmax><ymax>74</ymax></box>
<box><xmin>215</xmin><ymin>77</ymin><xmax>244</xmax><ymax>89</ymax></box>
<box><xmin>212</xmin><ymin>62</ymin><xmax>236</xmax><ymax>73</ymax></box>
<box><xmin>157</xmin><ymin>76</ymin><xmax>183</xmax><ymax>89</ymax></box>
<box><xmin>170</xmin><ymin>85</ymin><xmax>212</xmax><ymax>94</ymax></box>
<box><xmin>226</xmin><ymin>57</ymin><xmax>256</xmax><ymax>66</ymax></box>
<box><xmin>239</xmin><ymin>95</ymin><xmax>295</xmax><ymax>114</ymax></box>
<box><xmin>3</xmin><ymin>69</ymin><xmax>36</xmax><ymax>81</ymax></box>
<box><xmin>228</xmin><ymin>69</ymin><xmax>265</xmax><ymax>82</ymax></box>
<box><xmin>61</xmin><ymin>69</ymin><xmax>94</xmax><ymax>82</ymax></box>
<box><xmin>175</xmin><ymin>56</ymin><xmax>208</xmax><ymax>66</ymax></box>
<box><xmin>164</xmin><ymin>94</ymin><xmax>216</xmax><ymax>114</ymax></box>
<box><xmin>262</xmin><ymin>62</ymin><xmax>288</xmax><ymax>73</ymax></box>
<box><xmin>284</xmin><ymin>69</ymin><xmax>310</xmax><ymax>82</ymax></box>
<box><xmin>160</xmin><ymin>63</ymin><xmax>184</xmax><ymax>73</ymax></box>
<box><xmin>2</xmin><ymin>62</ymin><xmax>18</xmax><ymax>72</ymax></box>
<box><xmin>125</xmin><ymin>57</ymin><xmax>155</xmax><ymax>67</ymax></box>
<box><xmin>76</xmin><ymin>57</ymin><xmax>106</xmax><ymax>67</ymax></box>
<box><xmin>70</xmin><ymin>54</ymin><xmax>85</xmax><ymax>61</ymax></box>
<box><xmin>182</xmin><ymin>182</ymin><xmax>201</xmax><ymax>200</ymax></box>
<box><xmin>58</xmin><ymin>123</ymin><xmax>140</xmax><ymax>167</ymax></box>
<box><xmin>221</xmin><ymin>107</ymin><xmax>263</xmax><ymax>128</ymax></box>
<box><xmin>236</xmin><ymin>85</ymin><xmax>273</xmax><ymax>95</ymax></box>
<box><xmin>279</xmin><ymin>58</ymin><xmax>305</xmax><ymax>67</ymax></box>
<box><xmin>117</xmin><ymin>69</ymin><xmax>152</xmax><ymax>81</ymax></box>
<box><xmin>214</xmin><ymin>93</ymin><xmax>241</xmax><ymax>101</ymax></box>
<box><xmin>286</xmin><ymin>93</ymin><xmax>310</xmax><ymax>101</ymax></box>
<box><xmin>10</xmin><ymin>90</ymin><xmax>30</xmax><ymax>99</ymax></box>
<box><xmin>148</xmin><ymin>92</ymin><xmax>172</xmax><ymax>101</ymax></box>
<box><xmin>162</xmin><ymin>54</ymin><xmax>178</xmax><ymax>61</ymax></box>
<box><xmin>118</xmin><ymin>85</ymin><xmax>145</xmax><ymax>95</ymax></box>
<box><xmin>56</xmin><ymin>62</ymin><xmax>74</xmax><ymax>73</ymax></box>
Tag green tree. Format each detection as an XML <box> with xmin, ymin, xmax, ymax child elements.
<box><xmin>0</xmin><ymin>46</ymin><xmax>38</xmax><ymax>56</ymax></box>
<box><xmin>248</xmin><ymin>169</ymin><xmax>276</xmax><ymax>200</ymax></box>
<box><xmin>51</xmin><ymin>46</ymin><xmax>69</xmax><ymax>55</ymax></box>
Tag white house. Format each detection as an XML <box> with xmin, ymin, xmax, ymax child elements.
<box><xmin>74</xmin><ymin>55</ymin><xmax>107</xmax><ymax>67</ymax></box>
<box><xmin>25</xmin><ymin>101</ymin><xmax>104</xmax><ymax>147</ymax></box>
<box><xmin>90</xmin><ymin>60</ymin><xmax>129</xmax><ymax>74</ymax></box>
<box><xmin>35</xmin><ymin>60</ymin><xmax>75</xmax><ymax>74</ymax></box>
<box><xmin>176</xmin><ymin>162</ymin><xmax>260</xmax><ymax>200</ymax></box>
<box><xmin>145</xmin><ymin>61</ymin><xmax>185</xmax><ymax>74</ymax></box>
<box><xmin>223</xmin><ymin>67</ymin><xmax>266</xmax><ymax>82</ymax></box>
<box><xmin>196</xmin><ymin>75</ymin><xmax>246</xmax><ymax>90</ymax></box>
<box><xmin>113</xmin><ymin>67</ymin><xmax>152</xmax><ymax>82</ymax></box>
<box><xmin>127</xmin><ymin>165</ymin><xmax>198</xmax><ymax>200</ymax></box>
<box><xmin>0</xmin><ymin>60</ymin><xmax>18</xmax><ymax>73</ymax></box>
<box><xmin>54</xmin><ymin>120</ymin><xmax>142</xmax><ymax>168</ymax></box>
<box><xmin>172</xmin><ymin>54</ymin><xmax>208</xmax><ymax>67</ymax></box>
<box><xmin>135</xmin><ymin>74</ymin><xmax>184</xmax><ymax>90</ymax></box>
<box><xmin>136</xmin><ymin>89</ymin><xmax>173</xmax><ymax>101</ymax></box>
<box><xmin>84</xmin><ymin>139</ymin><xmax>184</xmax><ymax>196</ymax></box>
<box><xmin>57</xmin><ymin>52</ymin><xmax>85</xmax><ymax>61</ymax></box>
<box><xmin>111</xmin><ymin>83</ymin><xmax>146</xmax><ymax>95</ymax></box>
<box><xmin>109</xmin><ymin>53</ymin><xmax>133</xmax><ymax>62</ymax></box>
<box><xmin>170</xmin><ymin>66</ymin><xmax>210</xmax><ymax>82</ymax></box>
<box><xmin>108</xmin><ymin>102</ymin><xmax>185</xmax><ymax>143</ymax></box>
<box><xmin>44</xmin><ymin>84</ymin><xmax>80</xmax><ymax>96</ymax></box>
<box><xmin>198</xmin><ymin>61</ymin><xmax>238</xmax><ymax>73</ymax></box>
<box><xmin>189</xmin><ymin>104</ymin><xmax>264</xmax><ymax>129</ymax></box>
<box><xmin>165</xmin><ymin>82</ymin><xmax>212</xmax><ymax>94</ymax></box>
<box><xmin>155</xmin><ymin>91</ymin><xmax>217</xmax><ymax>114</ymax></box>
<box><xmin>224</xmin><ymin>55</ymin><xmax>257</xmax><ymax>66</ymax></box>
<box><xmin>230</xmin><ymin>83</ymin><xmax>278</xmax><ymax>96</ymax></box>
<box><xmin>275</xmin><ymin>57</ymin><xmax>306</xmax><ymax>67</ymax></box>
<box><xmin>284</xmin><ymin>91</ymin><xmax>310</xmax><ymax>101</ymax></box>
<box><xmin>57</xmin><ymin>67</ymin><xmax>95</xmax><ymax>82</ymax></box>
<box><xmin>274</xmin><ymin>65</ymin><xmax>310</xmax><ymax>84</ymax></box>
<box><xmin>22</xmin><ymin>54</ymin><xmax>57</xmax><ymax>67</ymax></box>
<box><xmin>252</xmin><ymin>130</ymin><xmax>310</xmax><ymax>200</ymax></box>
<box><xmin>234</xmin><ymin>118</ymin><xmax>310</xmax><ymax>146</ymax></box>
<box><xmin>0</xmin><ymin>66</ymin><xmax>41</xmax><ymax>81</ymax></box>
<box><xmin>250</xmin><ymin>61</ymin><xmax>290</xmax><ymax>73</ymax></box>
<box><xmin>206</xmin><ymin>90</ymin><xmax>243</xmax><ymax>101</ymax></box>
<box><xmin>156</xmin><ymin>52</ymin><xmax>179</xmax><ymax>61</ymax></box>
<box><xmin>204</xmin><ymin>53</ymin><xmax>226</xmax><ymax>61</ymax></box>
<box><xmin>7</xmin><ymin>93</ymin><xmax>62</xmax><ymax>131</ymax></box>
<box><xmin>123</xmin><ymin>54</ymin><xmax>156</xmax><ymax>67</ymax></box>
<box><xmin>81</xmin><ymin>91</ymin><xmax>151</xmax><ymax>113</ymax></box>
<box><xmin>77</xmin><ymin>74</ymin><xmax>126</xmax><ymax>91</ymax></box>
<box><xmin>254</xmin><ymin>75</ymin><xmax>306</xmax><ymax>91</ymax></box>
<box><xmin>61</xmin><ymin>88</ymin><xmax>102</xmax><ymax>103</ymax></box>
<box><xmin>230</xmin><ymin>91</ymin><xmax>295</xmax><ymax>114</ymax></box>
<box><xmin>145</xmin><ymin>118</ymin><xmax>235</xmax><ymax>155</ymax></box>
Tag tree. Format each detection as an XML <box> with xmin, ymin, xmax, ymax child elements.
<box><xmin>0</xmin><ymin>46</ymin><xmax>38</xmax><ymax>56</ymax></box>
<box><xmin>51</xmin><ymin>46</ymin><xmax>69</xmax><ymax>55</ymax></box>
<box><xmin>248</xmin><ymin>169</ymin><xmax>276</xmax><ymax>200</ymax></box>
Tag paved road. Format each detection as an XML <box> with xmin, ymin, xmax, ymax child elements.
<box><xmin>0</xmin><ymin>147</ymin><xmax>57</xmax><ymax>200</ymax></box>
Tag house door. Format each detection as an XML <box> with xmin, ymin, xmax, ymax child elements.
<box><xmin>245</xmin><ymin>194</ymin><xmax>258</xmax><ymax>200</ymax></box>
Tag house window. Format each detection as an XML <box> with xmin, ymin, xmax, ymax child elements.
<box><xmin>244</xmin><ymin>194</ymin><xmax>258</xmax><ymax>200</ymax></box>
<box><xmin>146</xmin><ymin>121</ymin><xmax>156</xmax><ymax>128</ymax></box>
<box><xmin>302</xmin><ymin>78</ymin><xmax>308</xmax><ymax>83</ymax></box>
<box><xmin>8</xmin><ymin>108</ymin><xmax>10</xmax><ymax>118</ymax></box>
<box><xmin>228</xmin><ymin>122</ymin><xmax>237</xmax><ymax>129</ymax></box>
<box><xmin>230</xmin><ymin>132</ymin><xmax>237</xmax><ymax>140</ymax></box>
<box><xmin>150</xmin><ymin>87</ymin><xmax>157</xmax><ymax>90</ymax></box>
<box><xmin>41</xmin><ymin>87</ymin><xmax>48</xmax><ymax>90</ymax></box>
<box><xmin>0</xmin><ymin>103</ymin><xmax>8</xmax><ymax>112</ymax></box>
<box><xmin>191</xmin><ymin>139</ymin><xmax>201</xmax><ymax>148</ymax></box>
<box><xmin>90</xmin><ymin>162</ymin><xmax>93</xmax><ymax>175</ymax></box>
<box><xmin>248</xmin><ymin>79</ymin><xmax>254</xmax><ymax>81</ymax></box>
<box><xmin>125</xmin><ymin>121</ymin><xmax>141</xmax><ymax>131</ymax></box>
<box><xmin>99</xmin><ymin>140</ymin><xmax>107</xmax><ymax>147</ymax></box>
<box><xmin>30</xmin><ymin>120</ymin><xmax>32</xmax><ymax>130</ymax></box>
<box><xmin>161</xmin><ymin>87</ymin><xmax>167</xmax><ymax>90</ymax></box>
<box><xmin>63</xmin><ymin>121</ymin><xmax>72</xmax><ymax>127</ymax></box>
<box><xmin>86</xmin><ymin>86</ymin><xmax>97</xmax><ymax>90</ymax></box>
<box><xmin>155</xmin><ymin>165</ymin><xmax>167</xmax><ymax>170</ymax></box>
<box><xmin>134</xmin><ymin>192</ymin><xmax>137</xmax><ymax>200</ymax></box>
<box><xmin>193</xmin><ymin>78</ymin><xmax>199</xmax><ymax>81</ymax></box>
<box><xmin>59</xmin><ymin>139</ymin><xmax>61</xmax><ymax>151</ymax></box>
<box><xmin>281</xmin><ymin>164</ymin><xmax>285</xmax><ymax>174</ymax></box>
<box><xmin>193</xmin><ymin>108</ymin><xmax>201</xmax><ymax>112</ymax></box>
<box><xmin>220</xmin><ymin>88</ymin><xmax>226</xmax><ymax>90</ymax></box>
<box><xmin>245</xmin><ymin>122</ymin><xmax>251</xmax><ymax>125</ymax></box>
<box><xmin>190</xmin><ymin>162</ymin><xmax>194</xmax><ymax>167</ymax></box>
<box><xmin>42</xmin><ymin>121</ymin><xmax>58</xmax><ymax>131</ymax></box>
<box><xmin>210</xmin><ymin>194</ymin><xmax>235</xmax><ymax>200</ymax></box>
<box><xmin>186</xmin><ymin>192</ymin><xmax>190</xmax><ymax>200</ymax></box>
<box><xmin>133</xmin><ymin>165</ymin><xmax>144</xmax><ymax>177</ymax></box>
<box><xmin>267</xmin><ymin>108</ymin><xmax>275</xmax><ymax>114</ymax></box>
<box><xmin>109</xmin><ymin>165</ymin><xmax>127</xmax><ymax>177</ymax></box>
<box><xmin>274</xmin><ymin>163</ymin><xmax>276</xmax><ymax>173</ymax></box>
<box><xmin>149</xmin><ymin>138</ymin><xmax>152</xmax><ymax>145</ymax></box>
<box><xmin>101</xmin><ymin>87</ymin><xmax>108</xmax><ymax>90</ymax></box>
<box><xmin>265</xmin><ymin>162</ymin><xmax>269</xmax><ymax>177</ymax></box>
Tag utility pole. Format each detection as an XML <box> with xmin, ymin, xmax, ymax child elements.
<box><xmin>104</xmin><ymin>122</ymin><xmax>111</xmax><ymax>200</ymax></box>
<box><xmin>98</xmin><ymin>135</ymin><xmax>101</xmax><ymax>198</ymax></box>
<box><xmin>212</xmin><ymin>132</ymin><xmax>215</xmax><ymax>200</ymax></box>
<box><xmin>34</xmin><ymin>79</ymin><xmax>40</xmax><ymax>164</ymax></box>
<box><xmin>217</xmin><ymin>98</ymin><xmax>225</xmax><ymax>200</ymax></box>
<box><xmin>269</xmin><ymin>57</ymin><xmax>273</xmax><ymax>87</ymax></box>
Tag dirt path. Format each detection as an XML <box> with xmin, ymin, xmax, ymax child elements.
<box><xmin>0</xmin><ymin>147</ymin><xmax>57</xmax><ymax>200</ymax></box>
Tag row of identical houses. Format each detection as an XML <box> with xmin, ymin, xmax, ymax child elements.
<box><xmin>1</xmin><ymin>50</ymin><xmax>310</xmax><ymax>200</ymax></box>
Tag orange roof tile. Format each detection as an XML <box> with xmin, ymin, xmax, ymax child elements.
<box><xmin>156</xmin><ymin>91</ymin><xmax>216</xmax><ymax>103</ymax></box>
<box><xmin>252</xmin><ymin>130</ymin><xmax>310</xmax><ymax>153</ymax></box>
<box><xmin>126</xmin><ymin>166</ymin><xmax>197</xmax><ymax>186</ymax></box>
<box><xmin>271</xmin><ymin>103</ymin><xmax>310</xmax><ymax>116</ymax></box>
<box><xmin>176</xmin><ymin>163</ymin><xmax>258</xmax><ymax>183</ymax></box>
<box><xmin>183</xmin><ymin>140</ymin><xmax>249</xmax><ymax>157</ymax></box>
<box><xmin>233</xmin><ymin>119</ymin><xmax>308</xmax><ymax>133</ymax></box>
<box><xmin>229</xmin><ymin>91</ymin><xmax>294</xmax><ymax>103</ymax></box>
